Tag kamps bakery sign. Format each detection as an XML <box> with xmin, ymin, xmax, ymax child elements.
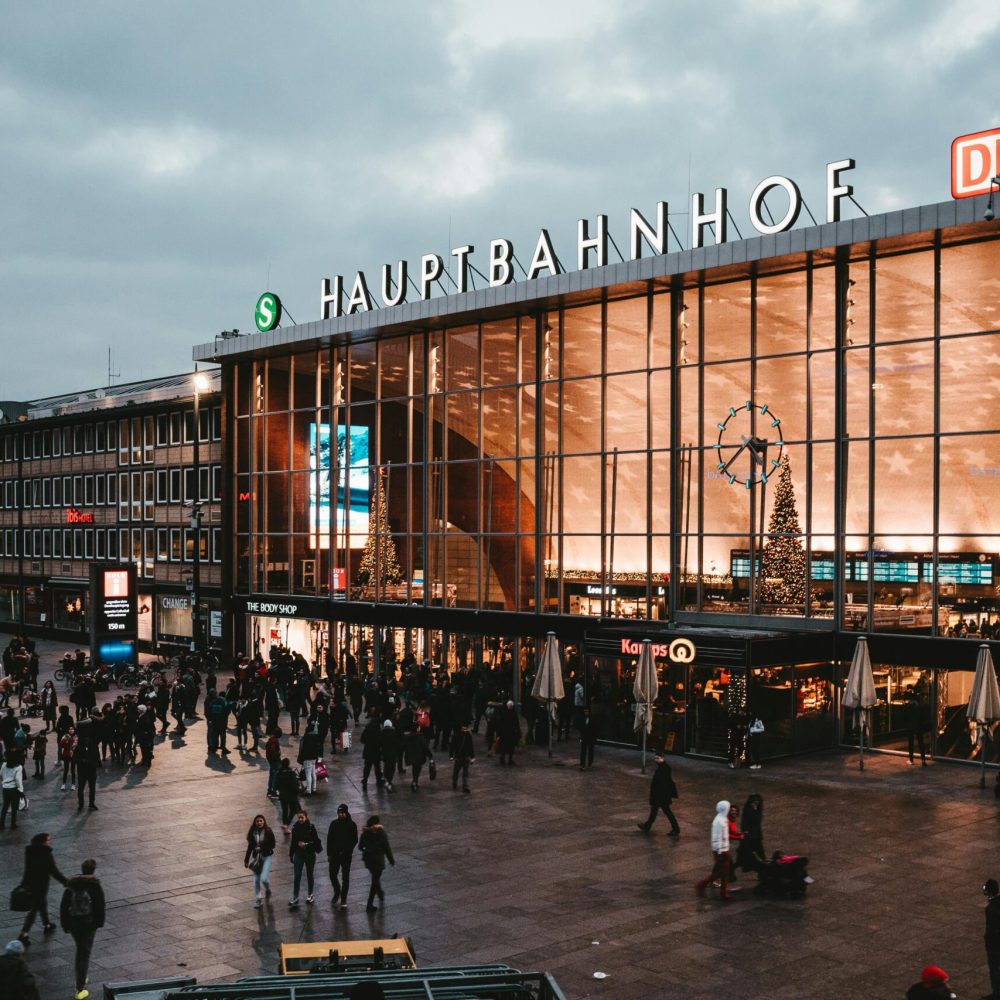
<box><xmin>319</xmin><ymin>159</ymin><xmax>858</xmax><ymax>319</ymax></box>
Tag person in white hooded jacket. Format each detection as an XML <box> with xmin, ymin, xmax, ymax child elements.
<box><xmin>695</xmin><ymin>800</ymin><xmax>736</xmax><ymax>900</ymax></box>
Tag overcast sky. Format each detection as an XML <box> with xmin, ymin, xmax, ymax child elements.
<box><xmin>3</xmin><ymin>0</ymin><xmax>999</xmax><ymax>400</ymax></box>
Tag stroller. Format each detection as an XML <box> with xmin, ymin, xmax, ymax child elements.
<box><xmin>755</xmin><ymin>851</ymin><xmax>810</xmax><ymax>898</ymax></box>
<box><xmin>19</xmin><ymin>689</ymin><xmax>42</xmax><ymax>718</ymax></box>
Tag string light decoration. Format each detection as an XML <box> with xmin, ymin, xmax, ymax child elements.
<box><xmin>728</xmin><ymin>669</ymin><xmax>748</xmax><ymax>765</ymax></box>
<box><xmin>760</xmin><ymin>453</ymin><xmax>806</xmax><ymax>608</ymax></box>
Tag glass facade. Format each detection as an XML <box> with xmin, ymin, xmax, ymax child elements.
<box><xmin>233</xmin><ymin>231</ymin><xmax>1000</xmax><ymax>639</ymax></box>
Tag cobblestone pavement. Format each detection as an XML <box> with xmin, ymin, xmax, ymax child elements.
<box><xmin>1</xmin><ymin>639</ymin><xmax>998</xmax><ymax>999</ymax></box>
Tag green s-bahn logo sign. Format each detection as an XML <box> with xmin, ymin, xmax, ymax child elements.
<box><xmin>255</xmin><ymin>292</ymin><xmax>282</xmax><ymax>333</ymax></box>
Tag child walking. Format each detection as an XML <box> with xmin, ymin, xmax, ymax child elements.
<box><xmin>32</xmin><ymin>731</ymin><xmax>47</xmax><ymax>779</ymax></box>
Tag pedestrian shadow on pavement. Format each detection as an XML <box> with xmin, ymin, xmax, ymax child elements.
<box><xmin>251</xmin><ymin>902</ymin><xmax>281</xmax><ymax>975</ymax></box>
<box><xmin>204</xmin><ymin>753</ymin><xmax>236</xmax><ymax>773</ymax></box>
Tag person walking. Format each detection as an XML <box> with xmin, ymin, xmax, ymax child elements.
<box><xmin>1</xmin><ymin>751</ymin><xmax>25</xmax><ymax>829</ymax></box>
<box><xmin>0</xmin><ymin>938</ymin><xmax>40</xmax><ymax>1000</ymax></box>
<box><xmin>58</xmin><ymin>726</ymin><xmax>77</xmax><ymax>792</ymax></box>
<box><xmin>637</xmin><ymin>754</ymin><xmax>680</xmax><ymax>836</ymax></box>
<box><xmin>360</xmin><ymin>715</ymin><xmax>384</xmax><ymax>791</ymax></box>
<box><xmin>449</xmin><ymin>721</ymin><xmax>476</xmax><ymax>793</ymax></box>
<box><xmin>495</xmin><ymin>700</ymin><xmax>521</xmax><ymax>766</ymax></box>
<box><xmin>327</xmin><ymin>803</ymin><xmax>359</xmax><ymax>910</ymax></box>
<box><xmin>379</xmin><ymin>720</ymin><xmax>400</xmax><ymax>792</ymax></box>
<box><xmin>297</xmin><ymin>726</ymin><xmax>323</xmax><ymax>797</ymax></box>
<box><xmin>17</xmin><ymin>832</ymin><xmax>68</xmax><ymax>946</ymax></box>
<box><xmin>695</xmin><ymin>800</ymin><xmax>736</xmax><ymax>900</ymax></box>
<box><xmin>578</xmin><ymin>707</ymin><xmax>599</xmax><ymax>770</ymax></box>
<box><xmin>904</xmin><ymin>690</ymin><xmax>929</xmax><ymax>766</ymax></box>
<box><xmin>275</xmin><ymin>758</ymin><xmax>301</xmax><ymax>834</ymax></box>
<box><xmin>984</xmin><ymin>878</ymin><xmax>1000</xmax><ymax>1000</ymax></box>
<box><xmin>359</xmin><ymin>814</ymin><xmax>394</xmax><ymax>912</ymax></box>
<box><xmin>243</xmin><ymin>814</ymin><xmax>276</xmax><ymax>909</ymax></box>
<box><xmin>74</xmin><ymin>710</ymin><xmax>101</xmax><ymax>812</ymax></box>
<box><xmin>264</xmin><ymin>732</ymin><xmax>281</xmax><ymax>797</ymax></box>
<box><xmin>287</xmin><ymin>809</ymin><xmax>322</xmax><ymax>908</ymax></box>
<box><xmin>30</xmin><ymin>731</ymin><xmax>47</xmax><ymax>780</ymax></box>
<box><xmin>40</xmin><ymin>680</ymin><xmax>58</xmax><ymax>734</ymax></box>
<box><xmin>736</xmin><ymin>794</ymin><xmax>765</xmax><ymax>877</ymax></box>
<box><xmin>60</xmin><ymin>858</ymin><xmax>106</xmax><ymax>1000</ymax></box>
<box><xmin>746</xmin><ymin>713</ymin><xmax>765</xmax><ymax>769</ymax></box>
<box><xmin>403</xmin><ymin>728</ymin><xmax>428</xmax><ymax>792</ymax></box>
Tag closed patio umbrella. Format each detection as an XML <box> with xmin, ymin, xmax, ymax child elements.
<box><xmin>633</xmin><ymin>639</ymin><xmax>658</xmax><ymax>773</ymax></box>
<box><xmin>842</xmin><ymin>635</ymin><xmax>877</xmax><ymax>771</ymax></box>
<box><xmin>532</xmin><ymin>632</ymin><xmax>566</xmax><ymax>759</ymax></box>
<box><xmin>966</xmin><ymin>644</ymin><xmax>1000</xmax><ymax>788</ymax></box>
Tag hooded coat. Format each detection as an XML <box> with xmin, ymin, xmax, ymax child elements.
<box><xmin>359</xmin><ymin>823</ymin><xmax>394</xmax><ymax>872</ymax></box>
<box><xmin>710</xmin><ymin>800</ymin><xmax>731</xmax><ymax>854</ymax></box>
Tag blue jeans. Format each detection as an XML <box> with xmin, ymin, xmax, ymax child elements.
<box><xmin>253</xmin><ymin>855</ymin><xmax>273</xmax><ymax>900</ymax></box>
<box><xmin>267</xmin><ymin>761</ymin><xmax>280</xmax><ymax>795</ymax></box>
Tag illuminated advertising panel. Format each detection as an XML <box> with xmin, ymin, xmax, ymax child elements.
<box><xmin>90</xmin><ymin>563</ymin><xmax>138</xmax><ymax>666</ymax></box>
<box><xmin>309</xmin><ymin>422</ymin><xmax>369</xmax><ymax>548</ymax></box>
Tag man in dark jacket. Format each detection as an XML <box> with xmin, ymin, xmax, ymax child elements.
<box><xmin>60</xmin><ymin>858</ymin><xmax>106</xmax><ymax>1000</ymax></box>
<box><xmin>379</xmin><ymin>720</ymin><xmax>400</xmax><ymax>792</ymax></box>
<box><xmin>449</xmin><ymin>721</ymin><xmax>476</xmax><ymax>793</ymax></box>
<box><xmin>637</xmin><ymin>755</ymin><xmax>680</xmax><ymax>836</ymax></box>
<box><xmin>205</xmin><ymin>689</ymin><xmax>230</xmax><ymax>754</ymax></box>
<box><xmin>358</xmin><ymin>814</ymin><xmax>394</xmax><ymax>912</ymax></box>
<box><xmin>360</xmin><ymin>716</ymin><xmax>383</xmax><ymax>790</ymax></box>
<box><xmin>73</xmin><ymin>712</ymin><xmax>102</xmax><ymax>812</ymax></box>
<box><xmin>495</xmin><ymin>701</ymin><xmax>521</xmax><ymax>766</ymax></box>
<box><xmin>579</xmin><ymin>707</ymin><xmax>599</xmax><ymax>770</ymax></box>
<box><xmin>18</xmin><ymin>833</ymin><xmax>68</xmax><ymax>945</ymax></box>
<box><xmin>0</xmin><ymin>939</ymin><xmax>40</xmax><ymax>1000</ymax></box>
<box><xmin>984</xmin><ymin>878</ymin><xmax>1000</xmax><ymax>1000</ymax></box>
<box><xmin>327</xmin><ymin>803</ymin><xmax>359</xmax><ymax>910</ymax></box>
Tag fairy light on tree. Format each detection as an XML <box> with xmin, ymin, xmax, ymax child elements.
<box><xmin>356</xmin><ymin>467</ymin><xmax>402</xmax><ymax>593</ymax></box>
<box><xmin>760</xmin><ymin>453</ymin><xmax>806</xmax><ymax>608</ymax></box>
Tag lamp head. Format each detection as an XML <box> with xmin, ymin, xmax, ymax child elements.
<box><xmin>192</xmin><ymin>372</ymin><xmax>211</xmax><ymax>392</ymax></box>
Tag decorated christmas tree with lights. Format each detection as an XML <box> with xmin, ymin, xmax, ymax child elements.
<box><xmin>355</xmin><ymin>469</ymin><xmax>402</xmax><ymax>590</ymax></box>
<box><xmin>759</xmin><ymin>453</ymin><xmax>806</xmax><ymax>607</ymax></box>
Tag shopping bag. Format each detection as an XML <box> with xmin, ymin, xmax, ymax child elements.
<box><xmin>315</xmin><ymin>760</ymin><xmax>329</xmax><ymax>781</ymax></box>
<box><xmin>340</xmin><ymin>729</ymin><xmax>352</xmax><ymax>751</ymax></box>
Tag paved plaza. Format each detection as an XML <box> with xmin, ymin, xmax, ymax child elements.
<box><xmin>2</xmin><ymin>642</ymin><xmax>999</xmax><ymax>1000</ymax></box>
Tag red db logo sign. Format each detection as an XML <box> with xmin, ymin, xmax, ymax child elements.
<box><xmin>952</xmin><ymin>127</ymin><xmax>1000</xmax><ymax>199</ymax></box>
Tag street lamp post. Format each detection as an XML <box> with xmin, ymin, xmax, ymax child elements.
<box><xmin>190</xmin><ymin>371</ymin><xmax>211</xmax><ymax>657</ymax></box>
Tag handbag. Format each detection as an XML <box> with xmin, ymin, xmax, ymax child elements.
<box><xmin>10</xmin><ymin>885</ymin><xmax>33</xmax><ymax>912</ymax></box>
<box><xmin>248</xmin><ymin>849</ymin><xmax>264</xmax><ymax>875</ymax></box>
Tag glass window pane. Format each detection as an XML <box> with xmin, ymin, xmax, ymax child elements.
<box><xmin>519</xmin><ymin>316</ymin><xmax>537</xmax><ymax>384</ymax></box>
<box><xmin>757</xmin><ymin>272</ymin><xmax>806</xmax><ymax>357</ymax></box>
<box><xmin>291</xmin><ymin>352</ymin><xmax>318</xmax><ymax>411</ymax></box>
<box><xmin>605</xmin><ymin>373</ymin><xmax>647</xmax><ymax>453</ymax></box>
<box><xmin>447</xmin><ymin>392</ymin><xmax>479</xmax><ymax>458</ymax></box>
<box><xmin>874</xmin><ymin>438</ymin><xmax>933</xmax><ymax>535</ymax></box>
<box><xmin>939</xmin><ymin>435</ymin><xmax>1000</xmax><ymax>535</ymax></box>
<box><xmin>481</xmin><ymin>319</ymin><xmax>517</xmax><ymax>387</ymax></box>
<box><xmin>379</xmin><ymin>336</ymin><xmax>409</xmax><ymax>398</ymax></box>
<box><xmin>940</xmin><ymin>239</ymin><xmax>1000</xmax><ymax>336</ymax></box>
<box><xmin>940</xmin><ymin>333</ymin><xmax>1000</xmax><ymax>434</ymax></box>
<box><xmin>561</xmin><ymin>378</ymin><xmax>601</xmax><ymax>454</ymax></box>
<box><xmin>267</xmin><ymin>358</ymin><xmax>290</xmax><ymax>412</ymax></box>
<box><xmin>446</xmin><ymin>325</ymin><xmax>478</xmax><ymax>391</ymax></box>
<box><xmin>874</xmin><ymin>342</ymin><xmax>934</xmax><ymax>437</ymax></box>
<box><xmin>810</xmin><ymin>352</ymin><xmax>836</xmax><ymax>441</ymax></box>
<box><xmin>606</xmin><ymin>451</ymin><xmax>647</xmax><ymax>535</ymax></box>
<box><xmin>703</xmin><ymin>280</ymin><xmax>750</xmax><ymax>363</ymax></box>
<box><xmin>651</xmin><ymin>293</ymin><xmax>671</xmax><ymax>369</ymax></box>
<box><xmin>847</xmin><ymin>258</ymin><xmax>871</xmax><ymax>347</ymax></box>
<box><xmin>702</xmin><ymin>363</ymin><xmax>751</xmax><ymax>446</ymax></box>
<box><xmin>561</xmin><ymin>456</ymin><xmax>601</xmax><ymax>533</ymax></box>
<box><xmin>755</xmin><ymin>356</ymin><xmax>806</xmax><ymax>444</ymax></box>
<box><xmin>811</xmin><ymin>265</ymin><xmax>837</xmax><ymax>351</ymax></box>
<box><xmin>605</xmin><ymin>296</ymin><xmax>647</xmax><ymax>373</ymax></box>
<box><xmin>562</xmin><ymin>305</ymin><xmax>602</xmax><ymax>380</ymax></box>
<box><xmin>481</xmin><ymin>387</ymin><xmax>517</xmax><ymax>458</ymax></box>
<box><xmin>875</xmin><ymin>251</ymin><xmax>934</xmax><ymax>343</ymax></box>
<box><xmin>844</xmin><ymin>348</ymin><xmax>870</xmax><ymax>438</ymax></box>
<box><xmin>844</xmin><ymin>443</ymin><xmax>870</xmax><ymax>536</ymax></box>
<box><xmin>350</xmin><ymin>341</ymin><xmax>376</xmax><ymax>401</ymax></box>
<box><xmin>650</xmin><ymin>370</ymin><xmax>670</xmax><ymax>451</ymax></box>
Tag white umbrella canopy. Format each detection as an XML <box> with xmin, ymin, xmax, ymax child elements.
<box><xmin>967</xmin><ymin>644</ymin><xmax>1000</xmax><ymax>787</ymax></box>
<box><xmin>843</xmin><ymin>636</ymin><xmax>876</xmax><ymax>770</ymax></box>
<box><xmin>632</xmin><ymin>639</ymin><xmax>658</xmax><ymax>773</ymax></box>
<box><xmin>532</xmin><ymin>632</ymin><xmax>566</xmax><ymax>757</ymax></box>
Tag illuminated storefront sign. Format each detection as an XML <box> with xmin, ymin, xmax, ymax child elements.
<box><xmin>620</xmin><ymin>638</ymin><xmax>697</xmax><ymax>663</ymax></box>
<box><xmin>66</xmin><ymin>507</ymin><xmax>94</xmax><ymax>524</ymax></box>
<box><xmin>952</xmin><ymin>126</ymin><xmax>1000</xmax><ymax>199</ymax></box>
<box><xmin>320</xmin><ymin>160</ymin><xmax>857</xmax><ymax>319</ymax></box>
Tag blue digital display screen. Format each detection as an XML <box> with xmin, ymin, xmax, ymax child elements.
<box><xmin>310</xmin><ymin>423</ymin><xmax>370</xmax><ymax>548</ymax></box>
<box><xmin>98</xmin><ymin>641</ymin><xmax>135</xmax><ymax>664</ymax></box>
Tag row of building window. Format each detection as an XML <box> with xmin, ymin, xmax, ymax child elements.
<box><xmin>0</xmin><ymin>407</ymin><xmax>222</xmax><ymax>465</ymax></box>
<box><xmin>0</xmin><ymin>466</ymin><xmax>223</xmax><ymax>513</ymax></box>
<box><xmin>1</xmin><ymin>526</ymin><xmax>222</xmax><ymax>565</ymax></box>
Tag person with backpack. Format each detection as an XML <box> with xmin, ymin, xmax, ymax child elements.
<box><xmin>275</xmin><ymin>758</ymin><xmax>301</xmax><ymax>833</ymax></box>
<box><xmin>17</xmin><ymin>832</ymin><xmax>68</xmax><ymax>946</ymax></box>
<box><xmin>205</xmin><ymin>688</ymin><xmax>231</xmax><ymax>754</ymax></box>
<box><xmin>60</xmin><ymin>858</ymin><xmax>106</xmax><ymax>1000</ymax></box>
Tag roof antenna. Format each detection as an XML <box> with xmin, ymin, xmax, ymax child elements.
<box><xmin>107</xmin><ymin>347</ymin><xmax>120</xmax><ymax>388</ymax></box>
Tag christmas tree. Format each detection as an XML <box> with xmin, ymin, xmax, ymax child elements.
<box><xmin>759</xmin><ymin>453</ymin><xmax>806</xmax><ymax>607</ymax></box>
<box><xmin>355</xmin><ymin>468</ymin><xmax>403</xmax><ymax>591</ymax></box>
